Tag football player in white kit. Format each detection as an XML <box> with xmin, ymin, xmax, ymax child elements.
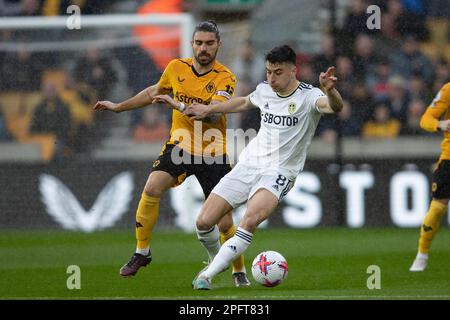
<box><xmin>155</xmin><ymin>45</ymin><xmax>343</xmax><ymax>290</ymax></box>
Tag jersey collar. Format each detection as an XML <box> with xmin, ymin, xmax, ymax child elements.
<box><xmin>191</xmin><ymin>61</ymin><xmax>216</xmax><ymax>77</ymax></box>
<box><xmin>275</xmin><ymin>82</ymin><xmax>300</xmax><ymax>98</ymax></box>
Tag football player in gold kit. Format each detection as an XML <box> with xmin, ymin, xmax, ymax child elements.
<box><xmin>94</xmin><ymin>21</ymin><xmax>250</xmax><ymax>286</ymax></box>
<box><xmin>410</xmin><ymin>82</ymin><xmax>450</xmax><ymax>272</ymax></box>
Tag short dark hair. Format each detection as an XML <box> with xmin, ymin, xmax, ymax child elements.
<box><xmin>265</xmin><ymin>45</ymin><xmax>296</xmax><ymax>65</ymax></box>
<box><xmin>193</xmin><ymin>20</ymin><xmax>220</xmax><ymax>41</ymax></box>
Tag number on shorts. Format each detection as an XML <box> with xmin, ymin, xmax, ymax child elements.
<box><xmin>276</xmin><ymin>174</ymin><xmax>287</xmax><ymax>186</ymax></box>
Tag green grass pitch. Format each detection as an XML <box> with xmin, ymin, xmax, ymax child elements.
<box><xmin>1</xmin><ymin>228</ymin><xmax>449</xmax><ymax>300</ymax></box>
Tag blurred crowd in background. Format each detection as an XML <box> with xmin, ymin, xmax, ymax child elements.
<box><xmin>0</xmin><ymin>0</ymin><xmax>449</xmax><ymax>161</ymax></box>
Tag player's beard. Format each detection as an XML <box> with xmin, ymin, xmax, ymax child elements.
<box><xmin>195</xmin><ymin>49</ymin><xmax>217</xmax><ymax>66</ymax></box>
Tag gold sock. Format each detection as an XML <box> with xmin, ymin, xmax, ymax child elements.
<box><xmin>418</xmin><ymin>200</ymin><xmax>448</xmax><ymax>254</ymax></box>
<box><xmin>220</xmin><ymin>225</ymin><xmax>245</xmax><ymax>273</ymax></box>
<box><xmin>135</xmin><ymin>193</ymin><xmax>160</xmax><ymax>250</ymax></box>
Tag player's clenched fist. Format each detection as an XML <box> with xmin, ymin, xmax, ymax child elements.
<box><xmin>93</xmin><ymin>100</ymin><xmax>121</xmax><ymax>113</ymax></box>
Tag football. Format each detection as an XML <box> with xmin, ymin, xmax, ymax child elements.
<box><xmin>251</xmin><ymin>251</ymin><xmax>288</xmax><ymax>287</ymax></box>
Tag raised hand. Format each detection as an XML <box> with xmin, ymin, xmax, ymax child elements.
<box><xmin>319</xmin><ymin>66</ymin><xmax>338</xmax><ymax>91</ymax></box>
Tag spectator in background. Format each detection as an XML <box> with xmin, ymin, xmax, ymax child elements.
<box><xmin>0</xmin><ymin>33</ymin><xmax>5</xmax><ymax>89</ymax></box>
<box><xmin>349</xmin><ymin>82</ymin><xmax>373</xmax><ymax>127</ymax></box>
<box><xmin>352</xmin><ymin>34</ymin><xmax>380</xmax><ymax>80</ymax></box>
<box><xmin>231</xmin><ymin>40</ymin><xmax>265</xmax><ymax>93</ymax></box>
<box><xmin>231</xmin><ymin>40</ymin><xmax>265</xmax><ymax>132</ymax></box>
<box><xmin>400</xmin><ymin>98</ymin><xmax>428</xmax><ymax>135</ymax></box>
<box><xmin>335</xmin><ymin>55</ymin><xmax>355</xmax><ymax>98</ymax></box>
<box><xmin>366</xmin><ymin>57</ymin><xmax>391</xmax><ymax>100</ymax></box>
<box><xmin>0</xmin><ymin>107</ymin><xmax>12</xmax><ymax>140</ymax></box>
<box><xmin>1</xmin><ymin>44</ymin><xmax>43</xmax><ymax>91</ymax></box>
<box><xmin>386</xmin><ymin>75</ymin><xmax>410</xmax><ymax>125</ymax></box>
<box><xmin>133</xmin><ymin>106</ymin><xmax>169</xmax><ymax>143</ymax></box>
<box><xmin>0</xmin><ymin>0</ymin><xmax>26</xmax><ymax>16</ymax></box>
<box><xmin>381</xmin><ymin>0</ymin><xmax>428</xmax><ymax>40</ymax></box>
<box><xmin>425</xmin><ymin>0</ymin><xmax>450</xmax><ymax>65</ymax></box>
<box><xmin>338</xmin><ymin>99</ymin><xmax>364</xmax><ymax>137</ymax></box>
<box><xmin>313</xmin><ymin>33</ymin><xmax>337</xmax><ymax>76</ymax></box>
<box><xmin>408</xmin><ymin>73</ymin><xmax>429</xmax><ymax>102</ymax></box>
<box><xmin>0</xmin><ymin>0</ymin><xmax>40</xmax><ymax>16</ymax></box>
<box><xmin>297</xmin><ymin>62</ymin><xmax>317</xmax><ymax>86</ymax></box>
<box><xmin>342</xmin><ymin>0</ymin><xmax>375</xmax><ymax>42</ymax></box>
<box><xmin>74</xmin><ymin>47</ymin><xmax>118</xmax><ymax>99</ymax></box>
<box><xmin>113</xmin><ymin>45</ymin><xmax>161</xmax><ymax>128</ymax></box>
<box><xmin>427</xmin><ymin>0</ymin><xmax>450</xmax><ymax>19</ymax></box>
<box><xmin>390</xmin><ymin>34</ymin><xmax>434</xmax><ymax>85</ymax></box>
<box><xmin>362</xmin><ymin>102</ymin><xmax>401</xmax><ymax>138</ymax></box>
<box><xmin>317</xmin><ymin>99</ymin><xmax>361</xmax><ymax>143</ymax></box>
<box><xmin>432</xmin><ymin>58</ymin><xmax>450</xmax><ymax>94</ymax></box>
<box><xmin>30</xmin><ymin>80</ymin><xmax>72</xmax><ymax>160</ymax></box>
<box><xmin>60</xmin><ymin>72</ymin><xmax>97</xmax><ymax>153</ymax></box>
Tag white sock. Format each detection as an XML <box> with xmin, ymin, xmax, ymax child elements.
<box><xmin>197</xmin><ymin>225</ymin><xmax>221</xmax><ymax>261</ymax></box>
<box><xmin>201</xmin><ymin>227</ymin><xmax>253</xmax><ymax>279</ymax></box>
<box><xmin>417</xmin><ymin>252</ymin><xmax>429</xmax><ymax>260</ymax></box>
<box><xmin>136</xmin><ymin>247</ymin><xmax>149</xmax><ymax>256</ymax></box>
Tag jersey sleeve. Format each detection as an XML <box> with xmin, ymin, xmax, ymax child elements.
<box><xmin>420</xmin><ymin>83</ymin><xmax>450</xmax><ymax>132</ymax></box>
<box><xmin>212</xmin><ymin>73</ymin><xmax>236</xmax><ymax>102</ymax></box>
<box><xmin>248</xmin><ymin>83</ymin><xmax>263</xmax><ymax>109</ymax></box>
<box><xmin>156</xmin><ymin>60</ymin><xmax>175</xmax><ymax>92</ymax></box>
<box><xmin>305</xmin><ymin>87</ymin><xmax>326</xmax><ymax>114</ymax></box>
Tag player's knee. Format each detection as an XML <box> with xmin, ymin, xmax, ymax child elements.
<box><xmin>196</xmin><ymin>214</ymin><xmax>214</xmax><ymax>231</ymax></box>
<box><xmin>240</xmin><ymin>213</ymin><xmax>260</xmax><ymax>233</ymax></box>
<box><xmin>143</xmin><ymin>184</ymin><xmax>165</xmax><ymax>197</ymax></box>
<box><xmin>195</xmin><ymin>208</ymin><xmax>216</xmax><ymax>231</ymax></box>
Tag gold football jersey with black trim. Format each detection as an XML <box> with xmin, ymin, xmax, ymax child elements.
<box><xmin>421</xmin><ymin>82</ymin><xmax>450</xmax><ymax>160</ymax></box>
<box><xmin>157</xmin><ymin>58</ymin><xmax>236</xmax><ymax>156</ymax></box>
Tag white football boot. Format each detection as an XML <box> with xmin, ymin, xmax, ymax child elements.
<box><xmin>409</xmin><ymin>253</ymin><xmax>428</xmax><ymax>272</ymax></box>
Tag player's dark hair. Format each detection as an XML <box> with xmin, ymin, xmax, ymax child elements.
<box><xmin>193</xmin><ymin>20</ymin><xmax>220</xmax><ymax>41</ymax></box>
<box><xmin>265</xmin><ymin>45</ymin><xmax>297</xmax><ymax>65</ymax></box>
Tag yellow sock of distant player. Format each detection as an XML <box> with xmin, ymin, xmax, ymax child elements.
<box><xmin>220</xmin><ymin>225</ymin><xmax>245</xmax><ymax>273</ymax></box>
<box><xmin>418</xmin><ymin>200</ymin><xmax>448</xmax><ymax>254</ymax></box>
<box><xmin>135</xmin><ymin>193</ymin><xmax>160</xmax><ymax>250</ymax></box>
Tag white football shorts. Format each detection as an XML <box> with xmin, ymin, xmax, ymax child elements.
<box><xmin>211</xmin><ymin>162</ymin><xmax>295</xmax><ymax>208</ymax></box>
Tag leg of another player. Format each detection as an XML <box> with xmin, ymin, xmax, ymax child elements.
<box><xmin>196</xmin><ymin>193</ymin><xmax>234</xmax><ymax>262</ymax></box>
<box><xmin>410</xmin><ymin>197</ymin><xmax>449</xmax><ymax>272</ymax></box>
<box><xmin>195</xmin><ymin>189</ymin><xmax>278</xmax><ymax>288</ymax></box>
<box><xmin>120</xmin><ymin>171</ymin><xmax>177</xmax><ymax>277</ymax></box>
<box><xmin>217</xmin><ymin>210</ymin><xmax>250</xmax><ymax>286</ymax></box>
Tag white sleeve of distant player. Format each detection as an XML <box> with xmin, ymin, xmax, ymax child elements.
<box><xmin>306</xmin><ymin>88</ymin><xmax>326</xmax><ymax>114</ymax></box>
<box><xmin>248</xmin><ymin>84</ymin><xmax>263</xmax><ymax>109</ymax></box>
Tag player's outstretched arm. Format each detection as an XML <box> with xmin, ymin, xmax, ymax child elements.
<box><xmin>152</xmin><ymin>94</ymin><xmax>192</xmax><ymax>113</ymax></box>
<box><xmin>93</xmin><ymin>84</ymin><xmax>163</xmax><ymax>113</ymax></box>
<box><xmin>184</xmin><ymin>96</ymin><xmax>254</xmax><ymax>120</ymax></box>
<box><xmin>316</xmin><ymin>66</ymin><xmax>343</xmax><ymax>114</ymax></box>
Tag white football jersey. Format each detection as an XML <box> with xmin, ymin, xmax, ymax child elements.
<box><xmin>238</xmin><ymin>81</ymin><xmax>326</xmax><ymax>180</ymax></box>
